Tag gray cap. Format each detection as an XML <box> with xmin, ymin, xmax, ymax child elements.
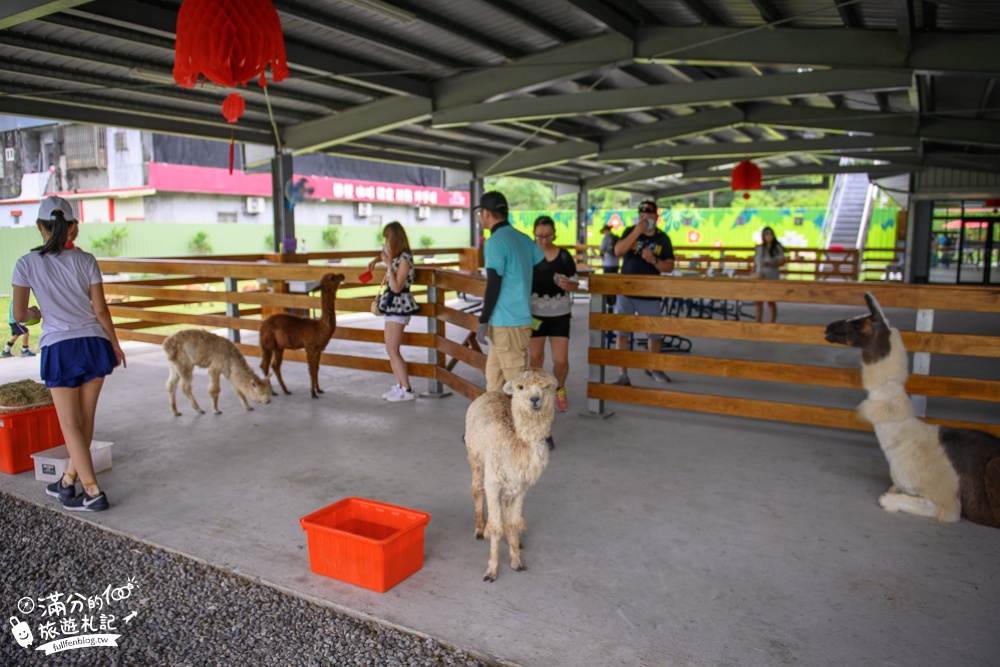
<box><xmin>38</xmin><ymin>196</ymin><xmax>76</xmax><ymax>222</ymax></box>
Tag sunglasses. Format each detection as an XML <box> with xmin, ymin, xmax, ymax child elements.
<box><xmin>534</xmin><ymin>234</ymin><xmax>554</xmax><ymax>241</ymax></box>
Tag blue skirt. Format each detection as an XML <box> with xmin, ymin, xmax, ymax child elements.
<box><xmin>40</xmin><ymin>337</ymin><xmax>117</xmax><ymax>389</ymax></box>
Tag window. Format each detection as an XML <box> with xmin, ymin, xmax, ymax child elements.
<box><xmin>327</xmin><ymin>214</ymin><xmax>343</xmax><ymax>225</ymax></box>
<box><xmin>217</xmin><ymin>211</ymin><xmax>238</xmax><ymax>223</ymax></box>
<box><xmin>114</xmin><ymin>132</ymin><xmax>128</xmax><ymax>152</ymax></box>
<box><xmin>369</xmin><ymin>215</ymin><xmax>383</xmax><ymax>227</ymax></box>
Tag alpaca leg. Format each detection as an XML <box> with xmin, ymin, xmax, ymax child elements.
<box><xmin>307</xmin><ymin>351</ymin><xmax>322</xmax><ymax>398</ymax></box>
<box><xmin>233</xmin><ymin>387</ymin><xmax>253</xmax><ymax>411</ymax></box>
<box><xmin>166</xmin><ymin>365</ymin><xmax>182</xmax><ymax>416</ymax></box>
<box><xmin>179</xmin><ymin>367</ymin><xmax>204</xmax><ymax>414</ymax></box>
<box><xmin>879</xmin><ymin>491</ymin><xmax>956</xmax><ymax>522</ymax></box>
<box><xmin>271</xmin><ymin>350</ymin><xmax>291</xmax><ymax>395</ymax></box>
<box><xmin>483</xmin><ymin>486</ymin><xmax>503</xmax><ymax>582</ymax></box>
<box><xmin>207</xmin><ymin>368</ymin><xmax>222</xmax><ymax>415</ymax></box>
<box><xmin>469</xmin><ymin>457</ymin><xmax>486</xmax><ymax>539</ymax></box>
<box><xmin>503</xmin><ymin>494</ymin><xmax>527</xmax><ymax>572</ymax></box>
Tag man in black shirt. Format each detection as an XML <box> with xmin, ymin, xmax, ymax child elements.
<box><xmin>612</xmin><ymin>200</ymin><xmax>675</xmax><ymax>386</ymax></box>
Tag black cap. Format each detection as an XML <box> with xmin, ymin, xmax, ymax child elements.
<box><xmin>638</xmin><ymin>200</ymin><xmax>657</xmax><ymax>214</ymax></box>
<box><xmin>475</xmin><ymin>191</ymin><xmax>509</xmax><ymax>214</ymax></box>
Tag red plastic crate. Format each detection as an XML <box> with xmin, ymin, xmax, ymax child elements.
<box><xmin>0</xmin><ymin>405</ymin><xmax>64</xmax><ymax>475</ymax></box>
<box><xmin>300</xmin><ymin>497</ymin><xmax>431</xmax><ymax>593</ymax></box>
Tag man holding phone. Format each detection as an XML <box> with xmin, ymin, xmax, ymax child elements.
<box><xmin>612</xmin><ymin>199</ymin><xmax>675</xmax><ymax>386</ymax></box>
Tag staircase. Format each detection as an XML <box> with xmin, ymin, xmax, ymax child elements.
<box><xmin>825</xmin><ymin>172</ymin><xmax>872</xmax><ymax>249</ymax></box>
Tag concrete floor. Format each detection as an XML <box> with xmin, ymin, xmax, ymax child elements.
<box><xmin>1</xmin><ymin>300</ymin><xmax>998</xmax><ymax>667</ymax></box>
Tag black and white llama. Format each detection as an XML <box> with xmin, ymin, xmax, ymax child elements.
<box><xmin>824</xmin><ymin>292</ymin><xmax>1000</xmax><ymax>527</ymax></box>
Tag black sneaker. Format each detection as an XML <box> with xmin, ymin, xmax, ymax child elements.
<box><xmin>63</xmin><ymin>491</ymin><xmax>109</xmax><ymax>512</ymax></box>
<box><xmin>45</xmin><ymin>479</ymin><xmax>77</xmax><ymax>503</ymax></box>
<box><xmin>644</xmin><ymin>369</ymin><xmax>671</xmax><ymax>383</ymax></box>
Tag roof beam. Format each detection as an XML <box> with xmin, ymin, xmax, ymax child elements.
<box><xmin>599</xmin><ymin>134</ymin><xmax>920</xmax><ymax>161</ymax></box>
<box><xmin>283</xmin><ymin>95</ymin><xmax>433</xmax><ymax>154</ymax></box>
<box><xmin>680</xmin><ymin>163</ymin><xmax>919</xmax><ymax>180</ymax></box>
<box><xmin>0</xmin><ymin>94</ymin><xmax>271</xmax><ymax>144</ymax></box>
<box><xmin>560</xmin><ymin>0</ymin><xmax>636</xmax><ymax>39</ymax></box>
<box><xmin>474</xmin><ymin>140</ymin><xmax>600</xmax><ymax>178</ymax></box>
<box><xmin>895</xmin><ymin>0</ymin><xmax>915</xmax><ymax>53</ymax></box>
<box><xmin>602</xmin><ymin>107</ymin><xmax>744</xmax><ymax>152</ymax></box>
<box><xmin>431</xmin><ymin>70</ymin><xmax>912</xmax><ymax>127</ymax></box>
<box><xmin>635</xmin><ymin>27</ymin><xmax>1000</xmax><ymax>77</ymax></box>
<box><xmin>432</xmin><ymin>34</ymin><xmax>633</xmax><ymax>110</ymax></box>
<box><xmin>749</xmin><ymin>0</ymin><xmax>782</xmax><ymax>24</ymax></box>
<box><xmin>585</xmin><ymin>158</ymin><xmax>735</xmax><ymax>190</ymax></box>
<box><xmin>0</xmin><ymin>0</ymin><xmax>91</xmax><ymax>30</ymax></box>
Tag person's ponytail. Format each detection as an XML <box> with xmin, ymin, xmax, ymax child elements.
<box><xmin>34</xmin><ymin>210</ymin><xmax>70</xmax><ymax>255</ymax></box>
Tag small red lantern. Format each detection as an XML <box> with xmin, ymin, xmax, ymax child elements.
<box><xmin>986</xmin><ymin>198</ymin><xmax>1000</xmax><ymax>212</ymax></box>
<box><xmin>173</xmin><ymin>0</ymin><xmax>288</xmax><ymax>172</ymax></box>
<box><xmin>731</xmin><ymin>160</ymin><xmax>762</xmax><ymax>200</ymax></box>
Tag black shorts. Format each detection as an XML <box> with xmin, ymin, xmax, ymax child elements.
<box><xmin>531</xmin><ymin>314</ymin><xmax>571</xmax><ymax>339</ymax></box>
<box><xmin>9</xmin><ymin>322</ymin><xmax>28</xmax><ymax>337</ymax></box>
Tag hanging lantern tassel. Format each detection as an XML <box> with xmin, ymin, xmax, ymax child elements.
<box><xmin>731</xmin><ymin>160</ymin><xmax>762</xmax><ymax>200</ymax></box>
<box><xmin>221</xmin><ymin>93</ymin><xmax>246</xmax><ymax>174</ymax></box>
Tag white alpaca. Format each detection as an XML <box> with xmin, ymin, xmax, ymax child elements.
<box><xmin>164</xmin><ymin>329</ymin><xmax>272</xmax><ymax>416</ymax></box>
<box><xmin>464</xmin><ymin>368</ymin><xmax>556</xmax><ymax>581</ymax></box>
<box><xmin>825</xmin><ymin>293</ymin><xmax>1000</xmax><ymax>527</ymax></box>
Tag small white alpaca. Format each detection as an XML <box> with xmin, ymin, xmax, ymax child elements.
<box><xmin>164</xmin><ymin>329</ymin><xmax>272</xmax><ymax>416</ymax></box>
<box><xmin>824</xmin><ymin>293</ymin><xmax>1000</xmax><ymax>527</ymax></box>
<box><xmin>259</xmin><ymin>273</ymin><xmax>345</xmax><ymax>399</ymax></box>
<box><xmin>464</xmin><ymin>368</ymin><xmax>556</xmax><ymax>581</ymax></box>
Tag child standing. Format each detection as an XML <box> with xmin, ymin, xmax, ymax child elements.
<box><xmin>11</xmin><ymin>196</ymin><xmax>125</xmax><ymax>512</ymax></box>
<box><xmin>3</xmin><ymin>301</ymin><xmax>36</xmax><ymax>357</ymax></box>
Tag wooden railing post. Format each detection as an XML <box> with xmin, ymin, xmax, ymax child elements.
<box><xmin>422</xmin><ymin>282</ymin><xmax>452</xmax><ymax>399</ymax></box>
<box><xmin>585</xmin><ymin>290</ymin><xmax>613</xmax><ymax>418</ymax></box>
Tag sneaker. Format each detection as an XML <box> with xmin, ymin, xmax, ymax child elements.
<box><xmin>612</xmin><ymin>374</ymin><xmax>631</xmax><ymax>386</ymax></box>
<box><xmin>20</xmin><ymin>349</ymin><xmax>36</xmax><ymax>357</ymax></box>
<box><xmin>387</xmin><ymin>387</ymin><xmax>415</xmax><ymax>402</ymax></box>
<box><xmin>45</xmin><ymin>479</ymin><xmax>77</xmax><ymax>503</ymax></box>
<box><xmin>0</xmin><ymin>350</ymin><xmax>11</xmax><ymax>358</ymax></box>
<box><xmin>382</xmin><ymin>384</ymin><xmax>402</xmax><ymax>400</ymax></box>
<box><xmin>555</xmin><ymin>387</ymin><xmax>568</xmax><ymax>412</ymax></box>
<box><xmin>644</xmin><ymin>369</ymin><xmax>671</xmax><ymax>383</ymax></box>
<box><xmin>63</xmin><ymin>491</ymin><xmax>109</xmax><ymax>512</ymax></box>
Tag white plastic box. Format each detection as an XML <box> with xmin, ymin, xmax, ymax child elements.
<box><xmin>31</xmin><ymin>441</ymin><xmax>113</xmax><ymax>482</ymax></box>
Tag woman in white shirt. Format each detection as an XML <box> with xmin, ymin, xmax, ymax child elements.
<box><xmin>753</xmin><ymin>226</ymin><xmax>786</xmax><ymax>323</ymax></box>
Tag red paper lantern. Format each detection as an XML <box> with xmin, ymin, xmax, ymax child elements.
<box><xmin>986</xmin><ymin>198</ymin><xmax>1000</xmax><ymax>212</ymax></box>
<box><xmin>731</xmin><ymin>160</ymin><xmax>762</xmax><ymax>199</ymax></box>
<box><xmin>221</xmin><ymin>93</ymin><xmax>246</xmax><ymax>124</ymax></box>
<box><xmin>173</xmin><ymin>0</ymin><xmax>288</xmax><ymax>172</ymax></box>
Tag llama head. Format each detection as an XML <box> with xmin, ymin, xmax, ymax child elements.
<box><xmin>503</xmin><ymin>369</ymin><xmax>557</xmax><ymax>414</ymax></box>
<box><xmin>247</xmin><ymin>375</ymin><xmax>273</xmax><ymax>405</ymax></box>
<box><xmin>315</xmin><ymin>273</ymin><xmax>345</xmax><ymax>292</ymax></box>
<box><xmin>824</xmin><ymin>291</ymin><xmax>893</xmax><ymax>364</ymax></box>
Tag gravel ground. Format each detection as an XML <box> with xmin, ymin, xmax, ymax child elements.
<box><xmin>1</xmin><ymin>492</ymin><xmax>506</xmax><ymax>667</ymax></box>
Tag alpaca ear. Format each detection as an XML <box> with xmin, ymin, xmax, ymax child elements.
<box><xmin>864</xmin><ymin>292</ymin><xmax>889</xmax><ymax>328</ymax></box>
<box><xmin>502</xmin><ymin>380</ymin><xmax>515</xmax><ymax>396</ymax></box>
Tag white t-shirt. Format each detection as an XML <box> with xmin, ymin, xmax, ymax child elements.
<box><xmin>11</xmin><ymin>249</ymin><xmax>108</xmax><ymax>347</ymax></box>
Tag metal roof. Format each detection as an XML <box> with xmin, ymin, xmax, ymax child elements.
<box><xmin>2</xmin><ymin>0</ymin><xmax>999</xmax><ymax>197</ymax></box>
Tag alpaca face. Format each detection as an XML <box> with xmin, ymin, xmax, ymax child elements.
<box><xmin>503</xmin><ymin>369</ymin><xmax>556</xmax><ymax>413</ymax></box>
<box><xmin>316</xmin><ymin>273</ymin><xmax>346</xmax><ymax>292</ymax></box>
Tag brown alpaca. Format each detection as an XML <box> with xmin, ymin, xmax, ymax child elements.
<box><xmin>259</xmin><ymin>273</ymin><xmax>345</xmax><ymax>399</ymax></box>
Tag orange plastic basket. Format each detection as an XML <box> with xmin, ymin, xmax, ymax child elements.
<box><xmin>300</xmin><ymin>497</ymin><xmax>431</xmax><ymax>593</ymax></box>
<box><xmin>0</xmin><ymin>405</ymin><xmax>64</xmax><ymax>475</ymax></box>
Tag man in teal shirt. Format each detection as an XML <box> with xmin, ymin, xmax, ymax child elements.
<box><xmin>475</xmin><ymin>191</ymin><xmax>544</xmax><ymax>393</ymax></box>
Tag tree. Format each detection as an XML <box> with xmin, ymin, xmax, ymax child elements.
<box><xmin>189</xmin><ymin>231</ymin><xmax>213</xmax><ymax>255</ymax></box>
<box><xmin>89</xmin><ymin>226</ymin><xmax>130</xmax><ymax>257</ymax></box>
<box><xmin>321</xmin><ymin>226</ymin><xmax>340</xmax><ymax>249</ymax></box>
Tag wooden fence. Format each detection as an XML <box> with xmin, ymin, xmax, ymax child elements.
<box><xmin>587</xmin><ymin>274</ymin><xmax>1000</xmax><ymax>437</ymax></box>
<box><xmin>95</xmin><ymin>252</ymin><xmax>998</xmax><ymax>437</ymax></box>
<box><xmin>571</xmin><ymin>245</ymin><xmax>861</xmax><ymax>281</ymax></box>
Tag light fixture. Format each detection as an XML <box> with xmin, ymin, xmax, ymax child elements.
<box><xmin>340</xmin><ymin>0</ymin><xmax>414</xmax><ymax>23</ymax></box>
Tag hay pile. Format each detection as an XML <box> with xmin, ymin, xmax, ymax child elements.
<box><xmin>0</xmin><ymin>379</ymin><xmax>53</xmax><ymax>414</ymax></box>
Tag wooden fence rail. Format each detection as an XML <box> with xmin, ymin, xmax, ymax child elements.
<box><xmin>587</xmin><ymin>274</ymin><xmax>1000</xmax><ymax>436</ymax></box>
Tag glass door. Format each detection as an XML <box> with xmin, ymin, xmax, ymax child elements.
<box><xmin>956</xmin><ymin>219</ymin><xmax>998</xmax><ymax>285</ymax></box>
